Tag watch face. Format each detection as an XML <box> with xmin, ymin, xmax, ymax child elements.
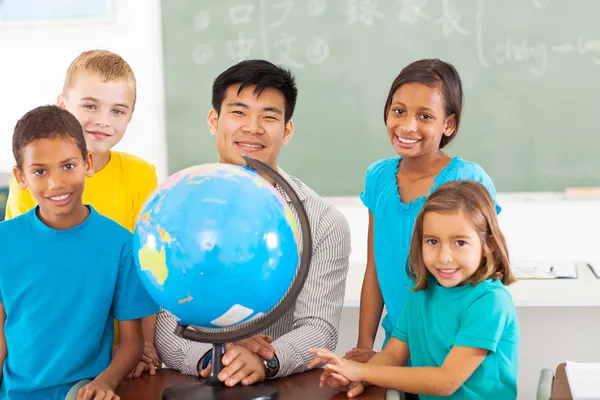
<box><xmin>266</xmin><ymin>357</ymin><xmax>279</xmax><ymax>369</ymax></box>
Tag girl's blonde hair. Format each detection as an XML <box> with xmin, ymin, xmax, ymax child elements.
<box><xmin>407</xmin><ymin>180</ymin><xmax>515</xmax><ymax>291</ymax></box>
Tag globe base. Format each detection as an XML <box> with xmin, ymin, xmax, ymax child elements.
<box><xmin>162</xmin><ymin>381</ymin><xmax>278</xmax><ymax>400</ymax></box>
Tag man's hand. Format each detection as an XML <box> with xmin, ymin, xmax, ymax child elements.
<box><xmin>127</xmin><ymin>342</ymin><xmax>160</xmax><ymax>378</ymax></box>
<box><xmin>200</xmin><ymin>344</ymin><xmax>265</xmax><ymax>387</ymax></box>
<box><xmin>344</xmin><ymin>347</ymin><xmax>377</xmax><ymax>363</ymax></box>
<box><xmin>77</xmin><ymin>378</ymin><xmax>119</xmax><ymax>400</ymax></box>
<box><xmin>234</xmin><ymin>335</ymin><xmax>275</xmax><ymax>360</ymax></box>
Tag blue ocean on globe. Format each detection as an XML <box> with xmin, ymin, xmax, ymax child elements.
<box><xmin>132</xmin><ymin>163</ymin><xmax>299</xmax><ymax>328</ymax></box>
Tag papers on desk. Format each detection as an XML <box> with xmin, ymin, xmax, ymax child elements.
<box><xmin>566</xmin><ymin>361</ymin><xmax>600</xmax><ymax>399</ymax></box>
<box><xmin>512</xmin><ymin>261</ymin><xmax>577</xmax><ymax>279</ymax></box>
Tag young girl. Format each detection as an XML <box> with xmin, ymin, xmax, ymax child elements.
<box><xmin>310</xmin><ymin>180</ymin><xmax>519</xmax><ymax>399</ymax></box>
<box><xmin>346</xmin><ymin>59</ymin><xmax>501</xmax><ymax>362</ymax></box>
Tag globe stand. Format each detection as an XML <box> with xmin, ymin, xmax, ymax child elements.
<box><xmin>160</xmin><ymin>156</ymin><xmax>313</xmax><ymax>400</ymax></box>
<box><xmin>162</xmin><ymin>341</ymin><xmax>277</xmax><ymax>400</ymax></box>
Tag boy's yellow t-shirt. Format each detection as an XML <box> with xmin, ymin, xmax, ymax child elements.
<box><xmin>5</xmin><ymin>151</ymin><xmax>158</xmax><ymax>343</ymax></box>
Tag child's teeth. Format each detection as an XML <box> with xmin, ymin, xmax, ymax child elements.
<box><xmin>397</xmin><ymin>136</ymin><xmax>419</xmax><ymax>144</ymax></box>
<box><xmin>51</xmin><ymin>194</ymin><xmax>70</xmax><ymax>201</ymax></box>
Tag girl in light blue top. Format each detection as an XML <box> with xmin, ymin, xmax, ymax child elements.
<box><xmin>310</xmin><ymin>180</ymin><xmax>519</xmax><ymax>399</ymax></box>
<box><xmin>345</xmin><ymin>59</ymin><xmax>501</xmax><ymax>362</ymax></box>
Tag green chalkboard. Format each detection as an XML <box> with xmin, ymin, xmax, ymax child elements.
<box><xmin>161</xmin><ymin>0</ymin><xmax>600</xmax><ymax>195</ymax></box>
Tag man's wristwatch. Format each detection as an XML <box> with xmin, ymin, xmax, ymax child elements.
<box><xmin>261</xmin><ymin>354</ymin><xmax>280</xmax><ymax>378</ymax></box>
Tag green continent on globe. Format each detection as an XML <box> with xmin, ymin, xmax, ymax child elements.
<box><xmin>138</xmin><ymin>242</ymin><xmax>169</xmax><ymax>285</ymax></box>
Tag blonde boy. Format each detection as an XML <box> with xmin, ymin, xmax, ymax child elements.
<box><xmin>5</xmin><ymin>50</ymin><xmax>160</xmax><ymax>377</ymax></box>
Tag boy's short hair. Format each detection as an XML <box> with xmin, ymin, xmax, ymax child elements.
<box><xmin>13</xmin><ymin>105</ymin><xmax>88</xmax><ymax>169</ymax></box>
<box><xmin>63</xmin><ymin>50</ymin><xmax>137</xmax><ymax>106</ymax></box>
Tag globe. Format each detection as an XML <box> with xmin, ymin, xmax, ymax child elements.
<box><xmin>132</xmin><ymin>163</ymin><xmax>300</xmax><ymax>329</ymax></box>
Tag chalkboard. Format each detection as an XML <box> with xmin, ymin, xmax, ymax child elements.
<box><xmin>161</xmin><ymin>0</ymin><xmax>600</xmax><ymax>195</ymax></box>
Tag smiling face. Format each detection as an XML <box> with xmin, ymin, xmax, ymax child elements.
<box><xmin>386</xmin><ymin>82</ymin><xmax>455</xmax><ymax>158</ymax></box>
<box><xmin>13</xmin><ymin>136</ymin><xmax>93</xmax><ymax>229</ymax></box>
<box><xmin>208</xmin><ymin>84</ymin><xmax>294</xmax><ymax>171</ymax></box>
<box><xmin>58</xmin><ymin>72</ymin><xmax>134</xmax><ymax>156</ymax></box>
<box><xmin>421</xmin><ymin>210</ymin><xmax>484</xmax><ymax>288</ymax></box>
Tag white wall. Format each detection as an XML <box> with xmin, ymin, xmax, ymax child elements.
<box><xmin>1</xmin><ymin>2</ymin><xmax>596</xmax><ymax>399</ymax></box>
<box><xmin>0</xmin><ymin>0</ymin><xmax>168</xmax><ymax>182</ymax></box>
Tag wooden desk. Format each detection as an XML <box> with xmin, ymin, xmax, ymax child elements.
<box><xmin>116</xmin><ymin>369</ymin><xmax>386</xmax><ymax>400</ymax></box>
<box><xmin>552</xmin><ymin>363</ymin><xmax>572</xmax><ymax>400</ymax></box>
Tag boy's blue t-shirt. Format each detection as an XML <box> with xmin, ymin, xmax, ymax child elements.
<box><xmin>0</xmin><ymin>206</ymin><xmax>159</xmax><ymax>400</ymax></box>
<box><xmin>393</xmin><ymin>278</ymin><xmax>519</xmax><ymax>399</ymax></box>
<box><xmin>360</xmin><ymin>156</ymin><xmax>501</xmax><ymax>343</ymax></box>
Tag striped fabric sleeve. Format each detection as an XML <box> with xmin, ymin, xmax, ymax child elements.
<box><xmin>154</xmin><ymin>309</ymin><xmax>211</xmax><ymax>376</ymax></box>
<box><xmin>272</xmin><ymin>204</ymin><xmax>351</xmax><ymax>377</ymax></box>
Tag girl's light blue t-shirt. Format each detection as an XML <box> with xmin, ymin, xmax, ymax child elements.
<box><xmin>360</xmin><ymin>156</ymin><xmax>501</xmax><ymax>343</ymax></box>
